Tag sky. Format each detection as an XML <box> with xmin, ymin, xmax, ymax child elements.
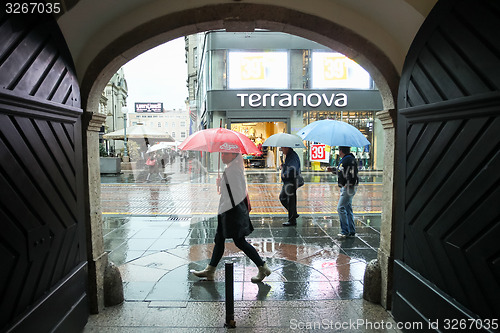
<box><xmin>122</xmin><ymin>37</ymin><xmax>188</xmax><ymax>112</ymax></box>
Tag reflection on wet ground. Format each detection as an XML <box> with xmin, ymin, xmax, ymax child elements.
<box><xmin>104</xmin><ymin>215</ymin><xmax>380</xmax><ymax>303</ymax></box>
<box><xmin>101</xmin><ymin>169</ymin><xmax>382</xmax><ymax>216</ymax></box>
<box><xmin>85</xmin><ymin>162</ymin><xmax>399</xmax><ymax>332</ymax></box>
<box><xmin>101</xmin><ymin>167</ymin><xmax>383</xmax><ymax>185</ymax></box>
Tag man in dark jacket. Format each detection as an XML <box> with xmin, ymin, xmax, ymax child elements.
<box><xmin>337</xmin><ymin>146</ymin><xmax>359</xmax><ymax>237</ymax></box>
<box><xmin>279</xmin><ymin>147</ymin><xmax>301</xmax><ymax>226</ymax></box>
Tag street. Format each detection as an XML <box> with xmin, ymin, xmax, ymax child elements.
<box><xmin>100</xmin><ymin>158</ymin><xmax>383</xmax><ymax>218</ymax></box>
<box><xmin>90</xmin><ymin>157</ymin><xmax>388</xmax><ymax>330</ymax></box>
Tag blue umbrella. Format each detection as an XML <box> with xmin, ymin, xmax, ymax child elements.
<box><xmin>298</xmin><ymin>119</ymin><xmax>370</xmax><ymax>147</ymax></box>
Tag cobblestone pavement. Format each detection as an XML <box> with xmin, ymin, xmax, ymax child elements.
<box><xmin>85</xmin><ymin>163</ymin><xmax>400</xmax><ymax>332</ymax></box>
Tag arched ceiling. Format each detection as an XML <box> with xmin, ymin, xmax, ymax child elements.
<box><xmin>54</xmin><ymin>0</ymin><xmax>439</xmax><ymax>114</ymax></box>
<box><xmin>57</xmin><ymin>0</ymin><xmax>437</xmax><ymax>81</ymax></box>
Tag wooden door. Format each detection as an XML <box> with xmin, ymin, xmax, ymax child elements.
<box><xmin>0</xmin><ymin>11</ymin><xmax>88</xmax><ymax>332</ymax></box>
<box><xmin>393</xmin><ymin>0</ymin><xmax>500</xmax><ymax>330</ymax></box>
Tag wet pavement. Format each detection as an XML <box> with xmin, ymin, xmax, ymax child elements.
<box><xmin>100</xmin><ymin>162</ymin><xmax>382</xmax><ymax>216</ymax></box>
<box><xmin>103</xmin><ymin>215</ymin><xmax>380</xmax><ymax>302</ymax></box>
<box><xmin>84</xmin><ymin>160</ymin><xmax>400</xmax><ymax>332</ymax></box>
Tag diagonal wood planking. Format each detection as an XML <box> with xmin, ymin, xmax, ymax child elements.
<box><xmin>0</xmin><ymin>11</ymin><xmax>86</xmax><ymax>331</ymax></box>
<box><xmin>394</xmin><ymin>0</ymin><xmax>500</xmax><ymax>324</ymax></box>
<box><xmin>403</xmin><ymin>117</ymin><xmax>500</xmax><ymax>316</ymax></box>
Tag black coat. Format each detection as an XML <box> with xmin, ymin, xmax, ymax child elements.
<box><xmin>218</xmin><ymin>155</ymin><xmax>254</xmax><ymax>239</ymax></box>
<box><xmin>281</xmin><ymin>149</ymin><xmax>301</xmax><ymax>184</ymax></box>
<box><xmin>337</xmin><ymin>153</ymin><xmax>359</xmax><ymax>187</ymax></box>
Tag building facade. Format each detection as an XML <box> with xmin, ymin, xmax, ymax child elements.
<box><xmin>128</xmin><ymin>103</ymin><xmax>190</xmax><ymax>142</ymax></box>
<box><xmin>185</xmin><ymin>34</ymin><xmax>205</xmax><ymax>136</ymax></box>
<box><xmin>101</xmin><ymin>68</ymin><xmax>128</xmax><ymax>156</ymax></box>
<box><xmin>186</xmin><ymin>31</ymin><xmax>385</xmax><ymax>171</ymax></box>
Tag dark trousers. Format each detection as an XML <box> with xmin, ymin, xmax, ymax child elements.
<box><xmin>209</xmin><ymin>228</ymin><xmax>264</xmax><ymax>267</ymax></box>
<box><xmin>279</xmin><ymin>182</ymin><xmax>297</xmax><ymax>221</ymax></box>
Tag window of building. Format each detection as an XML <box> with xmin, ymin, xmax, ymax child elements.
<box><xmin>193</xmin><ymin>47</ymin><xmax>198</xmax><ymax>68</ymax></box>
<box><xmin>158</xmin><ymin>122</ymin><xmax>161</xmax><ymax>127</ymax></box>
<box><xmin>180</xmin><ymin>121</ymin><xmax>186</xmax><ymax>127</ymax></box>
<box><xmin>171</xmin><ymin>132</ymin><xmax>176</xmax><ymax>138</ymax></box>
<box><xmin>181</xmin><ymin>132</ymin><xmax>186</xmax><ymax>138</ymax></box>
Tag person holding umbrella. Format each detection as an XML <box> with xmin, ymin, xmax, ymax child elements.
<box><xmin>279</xmin><ymin>146</ymin><xmax>301</xmax><ymax>226</ymax></box>
<box><xmin>336</xmin><ymin>146</ymin><xmax>359</xmax><ymax>238</ymax></box>
<box><xmin>179</xmin><ymin>127</ymin><xmax>271</xmax><ymax>282</ymax></box>
<box><xmin>262</xmin><ymin>133</ymin><xmax>305</xmax><ymax>227</ymax></box>
<box><xmin>297</xmin><ymin>120</ymin><xmax>368</xmax><ymax>236</ymax></box>
<box><xmin>191</xmin><ymin>152</ymin><xmax>271</xmax><ymax>282</ymax></box>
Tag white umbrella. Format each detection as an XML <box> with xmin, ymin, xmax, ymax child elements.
<box><xmin>146</xmin><ymin>141</ymin><xmax>180</xmax><ymax>153</ymax></box>
<box><xmin>262</xmin><ymin>133</ymin><xmax>305</xmax><ymax>148</ymax></box>
<box><xmin>103</xmin><ymin>124</ymin><xmax>174</xmax><ymax>141</ymax></box>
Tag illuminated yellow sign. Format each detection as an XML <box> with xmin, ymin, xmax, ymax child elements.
<box><xmin>313</xmin><ymin>52</ymin><xmax>371</xmax><ymax>89</ymax></box>
<box><xmin>323</xmin><ymin>56</ymin><xmax>348</xmax><ymax>81</ymax></box>
<box><xmin>240</xmin><ymin>56</ymin><xmax>265</xmax><ymax>80</ymax></box>
<box><xmin>229</xmin><ymin>51</ymin><xmax>288</xmax><ymax>89</ymax></box>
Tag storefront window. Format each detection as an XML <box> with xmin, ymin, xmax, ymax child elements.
<box><xmin>231</xmin><ymin>121</ymin><xmax>286</xmax><ymax>169</ymax></box>
<box><xmin>302</xmin><ymin>111</ymin><xmax>374</xmax><ymax>171</ymax></box>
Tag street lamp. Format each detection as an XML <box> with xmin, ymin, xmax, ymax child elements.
<box><xmin>123</xmin><ymin>112</ymin><xmax>128</xmax><ymax>157</ymax></box>
<box><xmin>121</xmin><ymin>107</ymin><xmax>129</xmax><ymax>162</ymax></box>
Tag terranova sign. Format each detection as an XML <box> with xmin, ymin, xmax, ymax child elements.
<box><xmin>207</xmin><ymin>90</ymin><xmax>383</xmax><ymax>112</ymax></box>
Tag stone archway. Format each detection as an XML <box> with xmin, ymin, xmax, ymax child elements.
<box><xmin>80</xmin><ymin>3</ymin><xmax>399</xmax><ymax>312</ymax></box>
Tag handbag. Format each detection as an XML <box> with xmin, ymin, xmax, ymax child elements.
<box><xmin>296</xmin><ymin>174</ymin><xmax>305</xmax><ymax>188</ymax></box>
<box><xmin>220</xmin><ymin>173</ymin><xmax>253</xmax><ymax>238</ymax></box>
<box><xmin>245</xmin><ymin>193</ymin><xmax>252</xmax><ymax>212</ymax></box>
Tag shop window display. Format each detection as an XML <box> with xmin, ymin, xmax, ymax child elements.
<box><xmin>302</xmin><ymin>111</ymin><xmax>374</xmax><ymax>171</ymax></box>
<box><xmin>231</xmin><ymin>121</ymin><xmax>286</xmax><ymax>169</ymax></box>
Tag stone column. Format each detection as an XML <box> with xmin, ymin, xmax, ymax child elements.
<box><xmin>375</xmin><ymin>109</ymin><xmax>396</xmax><ymax>310</ymax></box>
<box><xmin>83</xmin><ymin>112</ymin><xmax>108</xmax><ymax>313</ymax></box>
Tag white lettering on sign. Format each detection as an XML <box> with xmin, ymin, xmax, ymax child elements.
<box><xmin>236</xmin><ymin>92</ymin><xmax>348</xmax><ymax>108</ymax></box>
<box><xmin>307</xmin><ymin>94</ymin><xmax>321</xmax><ymax>107</ymax></box>
<box><xmin>335</xmin><ymin>93</ymin><xmax>347</xmax><ymax>107</ymax></box>
<box><xmin>249</xmin><ymin>93</ymin><xmax>261</xmax><ymax>107</ymax></box>
<box><xmin>279</xmin><ymin>94</ymin><xmax>292</xmax><ymax>107</ymax></box>
<box><xmin>220</xmin><ymin>143</ymin><xmax>240</xmax><ymax>151</ymax></box>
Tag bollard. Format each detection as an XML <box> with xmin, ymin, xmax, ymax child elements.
<box><xmin>224</xmin><ymin>261</ymin><xmax>236</xmax><ymax>328</ymax></box>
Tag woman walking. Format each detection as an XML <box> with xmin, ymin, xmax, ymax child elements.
<box><xmin>191</xmin><ymin>152</ymin><xmax>271</xmax><ymax>282</ymax></box>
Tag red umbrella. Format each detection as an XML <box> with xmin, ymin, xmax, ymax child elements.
<box><xmin>178</xmin><ymin>128</ymin><xmax>260</xmax><ymax>155</ymax></box>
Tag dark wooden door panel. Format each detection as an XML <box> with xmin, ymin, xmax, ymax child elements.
<box><xmin>394</xmin><ymin>0</ymin><xmax>500</xmax><ymax>328</ymax></box>
<box><xmin>0</xmin><ymin>11</ymin><xmax>88</xmax><ymax>333</ymax></box>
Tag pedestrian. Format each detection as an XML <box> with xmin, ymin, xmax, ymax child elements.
<box><xmin>160</xmin><ymin>151</ymin><xmax>166</xmax><ymax>170</ymax></box>
<box><xmin>336</xmin><ymin>146</ymin><xmax>359</xmax><ymax>238</ymax></box>
<box><xmin>146</xmin><ymin>153</ymin><xmax>165</xmax><ymax>182</ymax></box>
<box><xmin>266</xmin><ymin>148</ymin><xmax>275</xmax><ymax>168</ymax></box>
<box><xmin>145</xmin><ymin>153</ymin><xmax>156</xmax><ymax>182</ymax></box>
<box><xmin>279</xmin><ymin>146</ymin><xmax>300</xmax><ymax>226</ymax></box>
<box><xmin>191</xmin><ymin>152</ymin><xmax>271</xmax><ymax>282</ymax></box>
